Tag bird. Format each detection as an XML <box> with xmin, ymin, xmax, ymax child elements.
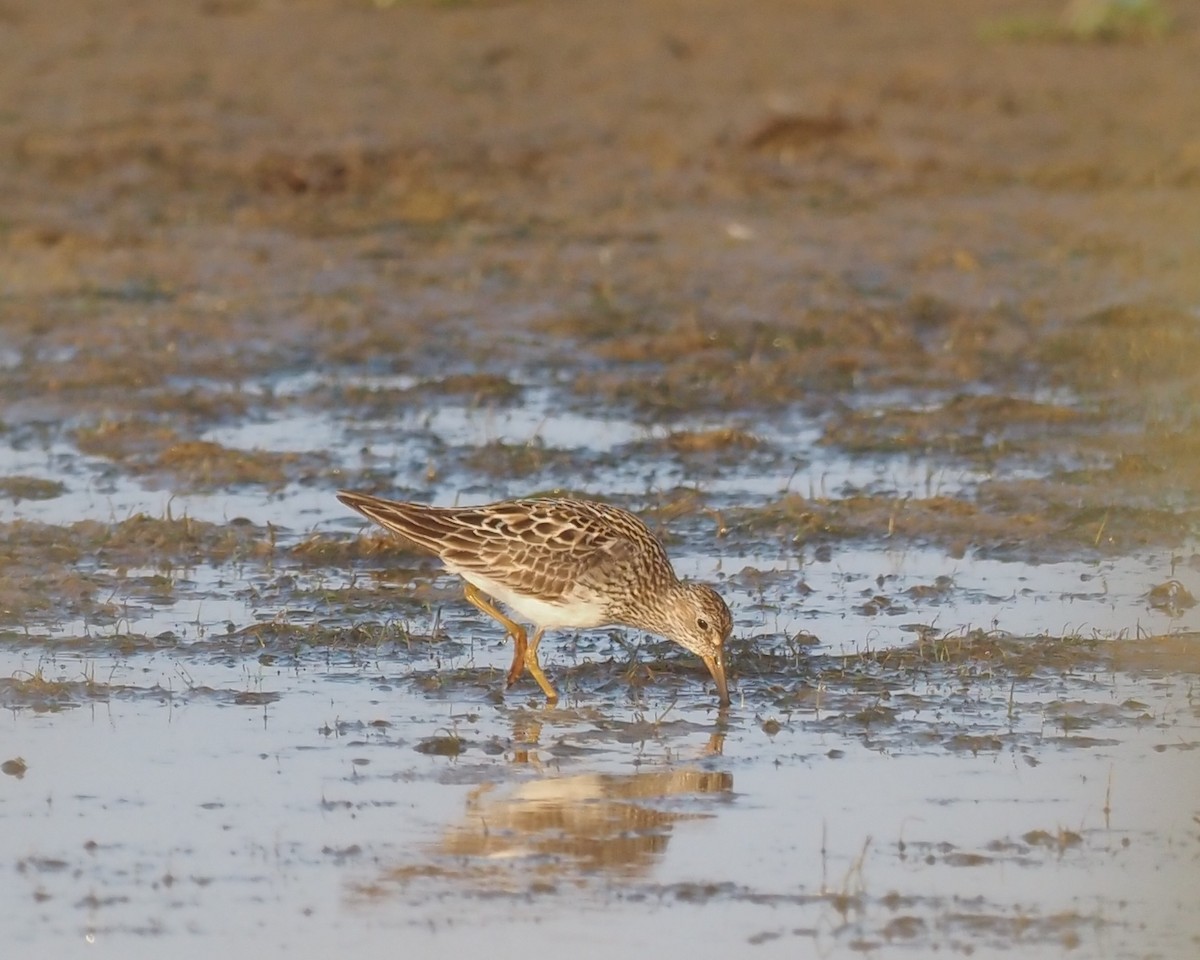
<box><xmin>336</xmin><ymin>491</ymin><xmax>732</xmax><ymax>705</ymax></box>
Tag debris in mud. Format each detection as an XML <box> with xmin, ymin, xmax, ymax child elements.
<box><xmin>74</xmin><ymin>420</ymin><xmax>328</xmax><ymax>490</ymax></box>
<box><xmin>819</xmin><ymin>394</ymin><xmax>1088</xmax><ymax>457</ymax></box>
<box><xmin>661</xmin><ymin>428</ymin><xmax>762</xmax><ymax>455</ymax></box>
<box><xmin>0</xmin><ymin>476</ymin><xmax>65</xmax><ymax>501</ymax></box>
<box><xmin>231</xmin><ymin>690</ymin><xmax>280</xmax><ymax>706</ymax></box>
<box><xmin>462</xmin><ymin>438</ymin><xmax>579</xmax><ymax>478</ymax></box>
<box><xmin>745</xmin><ymin>112</ymin><xmax>855</xmax><ymax>154</ymax></box>
<box><xmin>1039</xmin><ymin>302</ymin><xmax>1200</xmax><ymax>388</ymax></box>
<box><xmin>415</xmin><ymin>734</ymin><xmax>465</xmax><ymax>757</ymax></box>
<box><xmin>290</xmin><ymin>530</ymin><xmax>428</xmax><ymax>565</ymax></box>
<box><xmin>424</xmin><ymin>373</ymin><xmax>524</xmax><ymax>405</ymax></box>
<box><xmin>0</xmin><ymin>514</ymin><xmax>273</xmax><ymax>625</ymax></box>
<box><xmin>1146</xmin><ymin>579</ymin><xmax>1196</xmax><ymax>616</ymax></box>
<box><xmin>0</xmin><ymin>514</ymin><xmax>272</xmax><ymax>570</ymax></box>
<box><xmin>732</xmin><ymin>485</ymin><xmax>1198</xmax><ymax>559</ymax></box>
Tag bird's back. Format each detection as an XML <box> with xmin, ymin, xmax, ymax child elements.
<box><xmin>336</xmin><ymin>492</ymin><xmax>676</xmax><ymax>608</ymax></box>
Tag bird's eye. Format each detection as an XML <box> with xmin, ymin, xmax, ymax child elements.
<box><xmin>697</xmin><ymin>617</ymin><xmax>709</xmax><ymax>631</ymax></box>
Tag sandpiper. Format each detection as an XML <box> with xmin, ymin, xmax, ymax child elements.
<box><xmin>336</xmin><ymin>491</ymin><xmax>732</xmax><ymax>705</ymax></box>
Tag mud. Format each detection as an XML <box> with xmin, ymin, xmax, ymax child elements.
<box><xmin>2</xmin><ymin>0</ymin><xmax>1200</xmax><ymax>957</ymax></box>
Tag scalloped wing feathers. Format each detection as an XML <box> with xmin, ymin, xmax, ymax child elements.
<box><xmin>336</xmin><ymin>493</ymin><xmax>667</xmax><ymax>604</ymax></box>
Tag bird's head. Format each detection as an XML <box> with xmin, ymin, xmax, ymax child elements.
<box><xmin>658</xmin><ymin>582</ymin><xmax>732</xmax><ymax>706</ymax></box>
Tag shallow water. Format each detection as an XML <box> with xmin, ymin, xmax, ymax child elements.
<box><xmin>4</xmin><ymin>642</ymin><xmax>1198</xmax><ymax>959</ymax></box>
<box><xmin>5</xmin><ymin>376</ymin><xmax>1029</xmax><ymax>529</ymax></box>
<box><xmin>4</xmin><ymin>373</ymin><xmax>1200</xmax><ymax>958</ymax></box>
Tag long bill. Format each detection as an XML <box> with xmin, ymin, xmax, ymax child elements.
<box><xmin>703</xmin><ymin>650</ymin><xmax>730</xmax><ymax>707</ymax></box>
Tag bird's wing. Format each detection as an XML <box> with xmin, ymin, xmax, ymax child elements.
<box><xmin>337</xmin><ymin>493</ymin><xmax>654</xmax><ymax>602</ymax></box>
<box><xmin>437</xmin><ymin>499</ymin><xmax>646</xmax><ymax>602</ymax></box>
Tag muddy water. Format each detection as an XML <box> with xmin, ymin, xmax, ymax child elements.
<box><xmin>5</xmin><ymin>639</ymin><xmax>1200</xmax><ymax>959</ymax></box>
<box><xmin>4</xmin><ymin>382</ymin><xmax>1200</xmax><ymax>959</ymax></box>
<box><xmin>4</xmin><ymin>0</ymin><xmax>1200</xmax><ymax>957</ymax></box>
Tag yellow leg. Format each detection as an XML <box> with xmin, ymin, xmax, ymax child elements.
<box><xmin>463</xmin><ymin>584</ymin><xmax>527</xmax><ymax>685</ymax></box>
<box><xmin>523</xmin><ymin>628</ymin><xmax>559</xmax><ymax>703</ymax></box>
<box><xmin>504</xmin><ymin>649</ymin><xmax>527</xmax><ymax>688</ymax></box>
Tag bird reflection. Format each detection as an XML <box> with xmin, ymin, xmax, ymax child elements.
<box><xmin>351</xmin><ymin>706</ymin><xmax>734</xmax><ymax>900</ymax></box>
<box><xmin>440</xmin><ymin>767</ymin><xmax>733</xmax><ymax>880</ymax></box>
<box><xmin>355</xmin><ymin>763</ymin><xmax>733</xmax><ymax>899</ymax></box>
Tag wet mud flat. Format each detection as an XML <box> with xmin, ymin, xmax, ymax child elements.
<box><xmin>3</xmin><ymin>0</ymin><xmax>1200</xmax><ymax>957</ymax></box>
<box><xmin>3</xmin><ymin>632</ymin><xmax>1198</xmax><ymax>959</ymax></box>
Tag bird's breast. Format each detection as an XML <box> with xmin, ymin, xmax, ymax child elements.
<box><xmin>453</xmin><ymin>568</ymin><xmax>610</xmax><ymax>630</ymax></box>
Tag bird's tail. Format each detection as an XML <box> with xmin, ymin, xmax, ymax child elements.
<box><xmin>336</xmin><ymin>491</ymin><xmax>460</xmax><ymax>556</ymax></box>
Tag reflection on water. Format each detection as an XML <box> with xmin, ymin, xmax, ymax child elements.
<box><xmin>361</xmin><ymin>766</ymin><xmax>733</xmax><ymax>895</ymax></box>
<box><xmin>448</xmin><ymin>768</ymin><xmax>732</xmax><ymax>876</ymax></box>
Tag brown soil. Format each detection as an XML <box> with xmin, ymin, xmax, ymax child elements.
<box><xmin>2</xmin><ymin>0</ymin><xmax>1199</xmax><ymax>597</ymax></box>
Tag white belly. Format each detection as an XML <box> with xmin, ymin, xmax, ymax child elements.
<box><xmin>452</xmin><ymin>568</ymin><xmax>609</xmax><ymax>631</ymax></box>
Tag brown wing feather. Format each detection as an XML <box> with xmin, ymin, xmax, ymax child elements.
<box><xmin>336</xmin><ymin>491</ymin><xmax>464</xmax><ymax>555</ymax></box>
<box><xmin>336</xmin><ymin>492</ymin><xmax>667</xmax><ymax>602</ymax></box>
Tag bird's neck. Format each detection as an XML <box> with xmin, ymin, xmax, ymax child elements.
<box><xmin>613</xmin><ymin>575</ymin><xmax>683</xmax><ymax>637</ymax></box>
